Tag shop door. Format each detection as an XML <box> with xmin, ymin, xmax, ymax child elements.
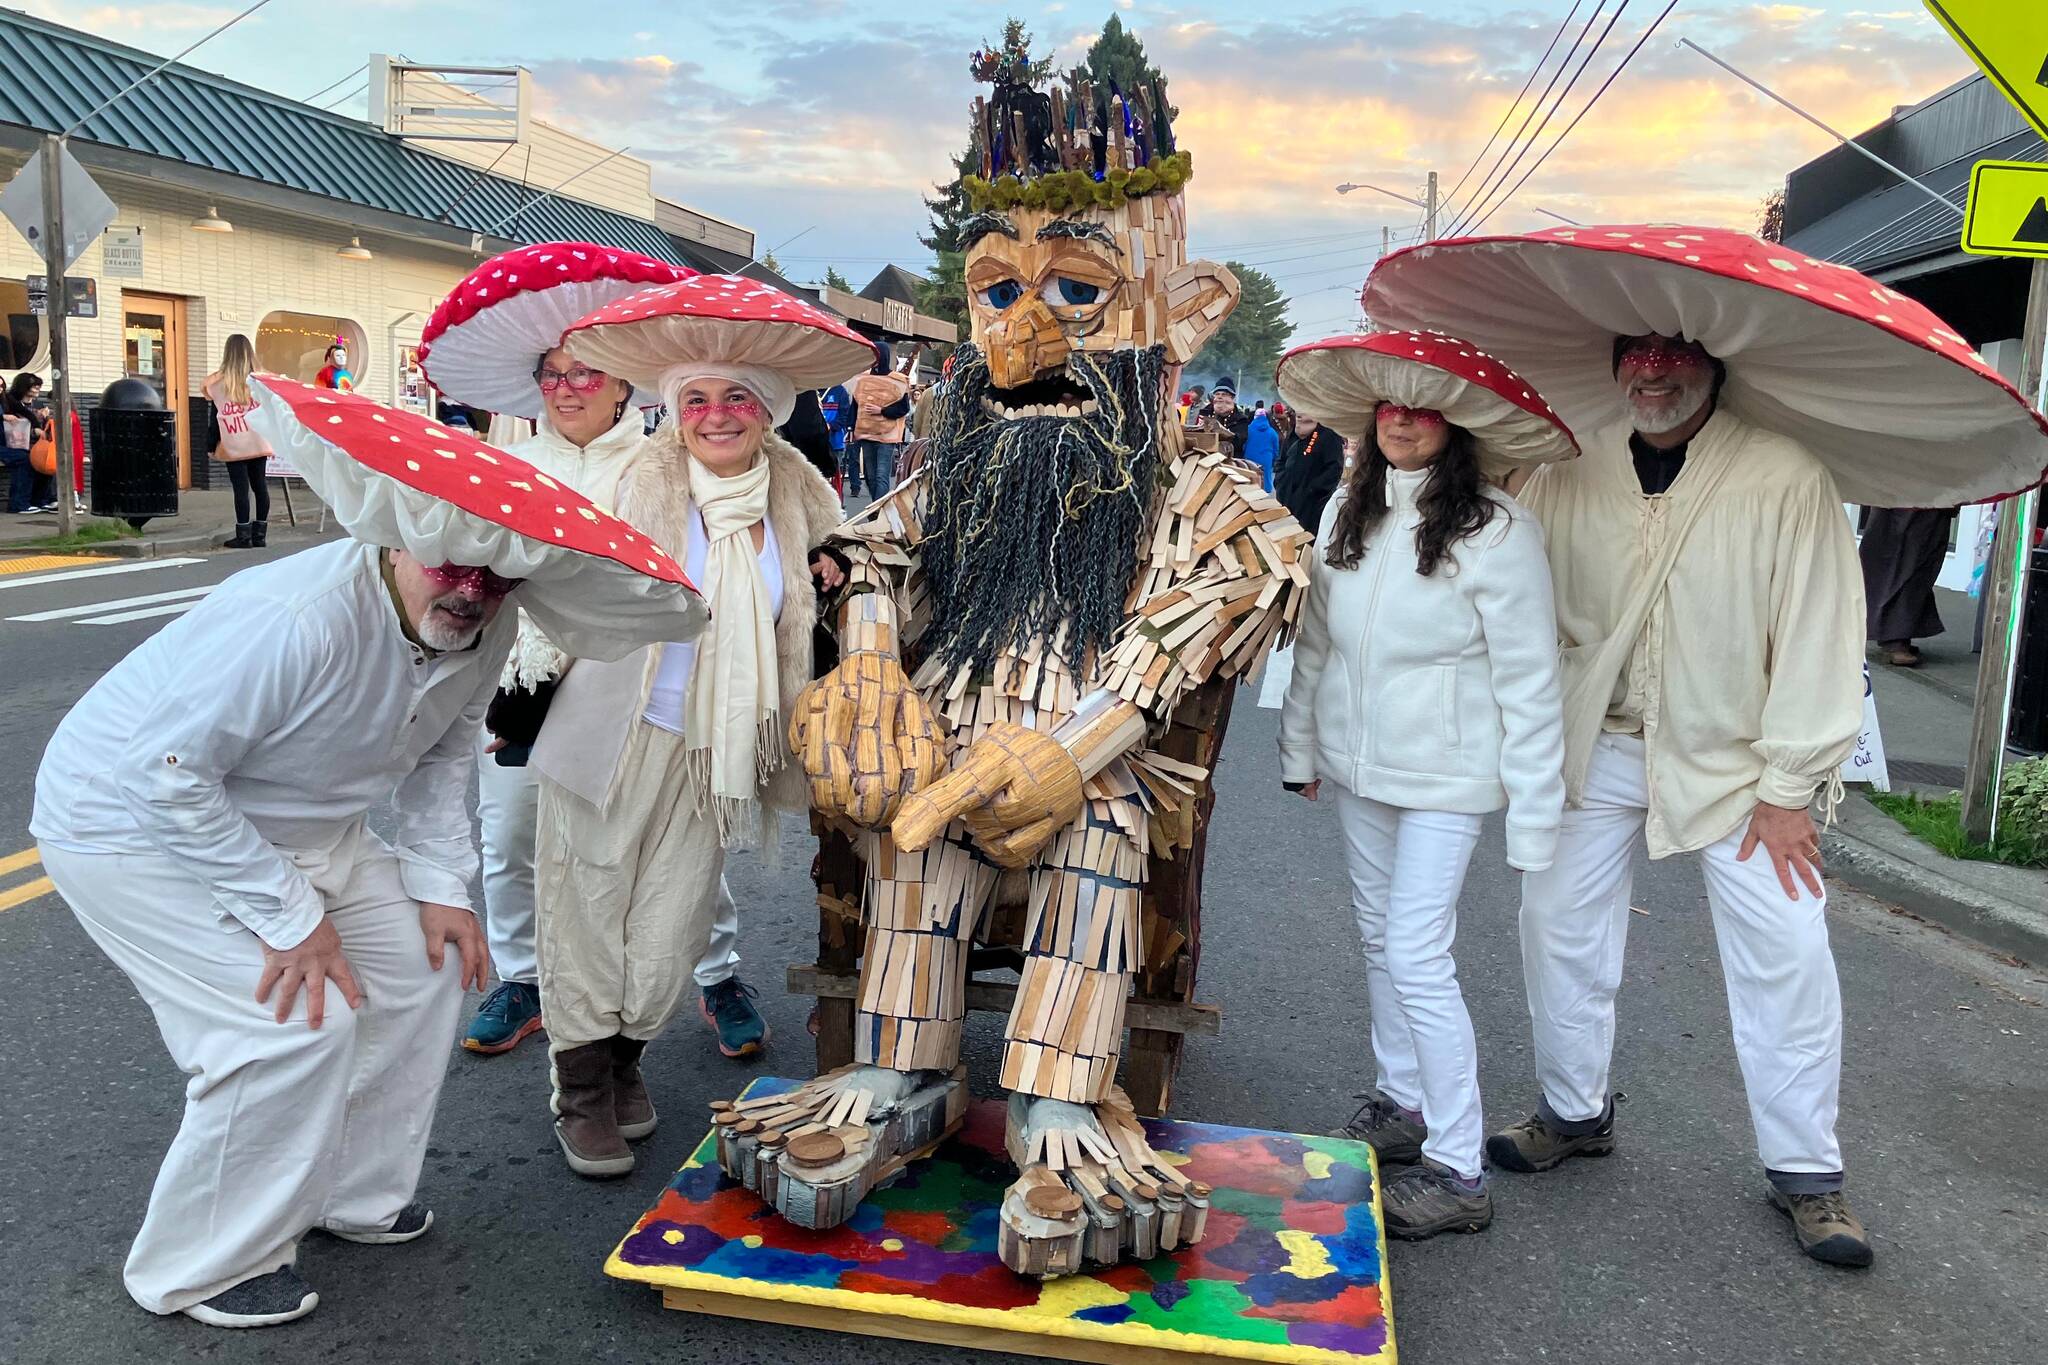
<box><xmin>124</xmin><ymin>293</ymin><xmax>191</xmax><ymax>487</ymax></box>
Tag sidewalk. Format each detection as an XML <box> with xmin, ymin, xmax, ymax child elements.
<box><xmin>1831</xmin><ymin>585</ymin><xmax>2048</xmax><ymax>964</ymax></box>
<box><xmin>0</xmin><ymin>484</ymin><xmax>334</xmax><ymax>557</ymax></box>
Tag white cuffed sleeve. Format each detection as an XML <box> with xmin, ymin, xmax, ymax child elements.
<box><xmin>1752</xmin><ymin>472</ymin><xmax>1865</xmax><ymax>810</ymax></box>
<box><xmin>1277</xmin><ymin>498</ymin><xmax>1340</xmax><ymax>785</ymax></box>
<box><xmin>1473</xmin><ymin>509</ymin><xmax>1567</xmax><ymax>872</ymax></box>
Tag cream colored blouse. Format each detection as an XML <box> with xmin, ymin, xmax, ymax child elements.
<box><xmin>1519</xmin><ymin>408</ymin><xmax>1865</xmax><ymax>857</ymax></box>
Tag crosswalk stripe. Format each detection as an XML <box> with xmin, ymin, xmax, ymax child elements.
<box><xmin>8</xmin><ymin>584</ymin><xmax>214</xmax><ymax>623</ymax></box>
<box><xmin>0</xmin><ymin>556</ymin><xmax>206</xmax><ymax>593</ymax></box>
<box><xmin>80</xmin><ymin>600</ymin><xmax>210</xmax><ymax>625</ymax></box>
<box><xmin>0</xmin><ymin>876</ymin><xmax>56</xmax><ymax>913</ymax></box>
<box><xmin>0</xmin><ymin>847</ymin><xmax>39</xmax><ymax>877</ymax></box>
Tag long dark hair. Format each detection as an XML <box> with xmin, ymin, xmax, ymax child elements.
<box><xmin>1324</xmin><ymin>416</ymin><xmax>1497</xmax><ymax>577</ymax></box>
<box><xmin>4</xmin><ymin>371</ymin><xmax>42</xmax><ymax>419</ymax></box>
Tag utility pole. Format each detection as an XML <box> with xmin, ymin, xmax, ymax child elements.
<box><xmin>1961</xmin><ymin>257</ymin><xmax>2047</xmax><ymax>844</ymax></box>
<box><xmin>40</xmin><ymin>134</ymin><xmax>76</xmax><ymax>538</ymax></box>
<box><xmin>1425</xmin><ymin>171</ymin><xmax>1439</xmax><ymax>241</ymax></box>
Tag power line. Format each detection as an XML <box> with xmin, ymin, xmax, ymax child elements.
<box><xmin>1442</xmin><ymin>0</ymin><xmax>1612</xmax><ymax>229</ymax></box>
<box><xmin>1450</xmin><ymin>0</ymin><xmax>1633</xmax><ymax>237</ymax></box>
<box><xmin>63</xmin><ymin>0</ymin><xmax>278</xmax><ymax>137</ymax></box>
<box><xmin>303</xmin><ymin>63</ymin><xmax>368</xmax><ymax>104</ymax></box>
<box><xmin>1465</xmin><ymin>0</ymin><xmax>1682</xmax><ymax>235</ymax></box>
<box><xmin>1440</xmin><ymin>0</ymin><xmax>1587</xmax><ymax>212</ymax></box>
<box><xmin>321</xmin><ymin>83</ymin><xmax>369</xmax><ymax>111</ymax></box>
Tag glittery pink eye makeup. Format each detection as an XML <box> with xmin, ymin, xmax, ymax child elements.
<box><xmin>1620</xmin><ymin>338</ymin><xmax>1709</xmax><ymax>372</ymax></box>
<box><xmin>1376</xmin><ymin>403</ymin><xmax>1446</xmax><ymax>428</ymax></box>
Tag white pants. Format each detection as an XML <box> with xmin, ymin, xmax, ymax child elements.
<box><xmin>533</xmin><ymin>722</ymin><xmax>729</xmax><ymax>1050</ymax></box>
<box><xmin>476</xmin><ymin>730</ymin><xmax>740</xmax><ymax>989</ymax></box>
<box><xmin>1333</xmin><ymin>789</ymin><xmax>1486</xmax><ymax>1179</ymax></box>
<box><xmin>43</xmin><ymin>826</ymin><xmax>464</xmax><ymax>1314</ymax></box>
<box><xmin>1519</xmin><ymin>733</ymin><xmax>1844</xmax><ymax>1180</ymax></box>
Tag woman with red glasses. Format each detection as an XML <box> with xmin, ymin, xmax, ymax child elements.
<box><xmin>526</xmin><ymin>276</ymin><xmax>872</xmax><ymax>1180</ymax></box>
<box><xmin>1274</xmin><ymin>332</ymin><xmax>1577</xmax><ymax>1241</ymax></box>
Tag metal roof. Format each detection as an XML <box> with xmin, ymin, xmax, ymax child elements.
<box><xmin>0</xmin><ymin>9</ymin><xmax>686</xmax><ymax>264</ymax></box>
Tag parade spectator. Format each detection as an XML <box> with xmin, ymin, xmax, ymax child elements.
<box><xmin>821</xmin><ymin>380</ymin><xmax>851</xmax><ymax>496</ymax></box>
<box><xmin>4</xmin><ymin>372</ymin><xmax>44</xmax><ymax>513</ymax></box>
<box><xmin>1278</xmin><ymin>336</ymin><xmax>1570</xmax><ymax>1241</ymax></box>
<box><xmin>1180</xmin><ymin>383</ymin><xmax>1206</xmax><ymax>421</ymax></box>
<box><xmin>779</xmin><ymin>388</ymin><xmax>840</xmax><ymax>482</ymax></box>
<box><xmin>204</xmin><ymin>335</ymin><xmax>274</xmax><ymax>549</ymax></box>
<box><xmin>28</xmin><ymin>380</ymin><xmax>702</xmax><ymax>1327</ymax></box>
<box><xmin>1859</xmin><ymin>506</ymin><xmax>1956</xmax><ymax>667</ymax></box>
<box><xmin>1198</xmin><ymin>377</ymin><xmax>1251</xmax><ymax>459</ymax></box>
<box><xmin>847</xmin><ymin>340</ymin><xmax>913</xmax><ymax>500</ymax></box>
<box><xmin>1276</xmin><ymin>414</ymin><xmax>1342</xmax><ymax>534</ymax></box>
<box><xmin>1243</xmin><ymin>404</ymin><xmax>1279</xmax><ymax>491</ymax></box>
<box><xmin>528</xmin><ymin>285</ymin><xmax>855</xmax><ymax>1180</ymax></box>
<box><xmin>1494</xmin><ymin>333</ymin><xmax>1873</xmax><ymax>1268</ymax></box>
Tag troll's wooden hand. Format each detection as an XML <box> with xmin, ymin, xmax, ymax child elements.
<box><xmin>890</xmin><ymin>722</ymin><xmax>1084</xmax><ymax>869</ymax></box>
<box><xmin>789</xmin><ymin>652</ymin><xmax>948</xmax><ymax>828</ymax></box>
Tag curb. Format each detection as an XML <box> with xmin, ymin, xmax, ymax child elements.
<box><xmin>99</xmin><ymin>531</ymin><xmax>228</xmax><ymax>558</ymax></box>
<box><xmin>1824</xmin><ymin>797</ymin><xmax>2047</xmax><ymax>966</ymax></box>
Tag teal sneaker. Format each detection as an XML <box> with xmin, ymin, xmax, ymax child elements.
<box><xmin>700</xmin><ymin>977</ymin><xmax>769</xmax><ymax>1058</ymax></box>
<box><xmin>463</xmin><ymin>981</ymin><xmax>543</xmax><ymax>1055</ymax></box>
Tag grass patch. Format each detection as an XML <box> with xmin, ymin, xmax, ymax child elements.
<box><xmin>1867</xmin><ymin>790</ymin><xmax>2048</xmax><ymax>868</ymax></box>
<box><xmin>17</xmin><ymin>519</ymin><xmax>142</xmax><ymax>551</ymax></box>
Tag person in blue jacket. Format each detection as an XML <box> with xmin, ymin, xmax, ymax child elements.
<box><xmin>1243</xmin><ymin>402</ymin><xmax>1280</xmax><ymax>491</ymax></box>
<box><xmin>821</xmin><ymin>383</ymin><xmax>852</xmax><ymax>495</ymax></box>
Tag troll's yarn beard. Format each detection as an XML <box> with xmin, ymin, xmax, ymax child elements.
<box><xmin>918</xmin><ymin>342</ymin><xmax>1168</xmax><ymax>679</ymax></box>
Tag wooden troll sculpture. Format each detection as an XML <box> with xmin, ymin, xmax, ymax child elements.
<box><xmin>713</xmin><ymin>51</ymin><xmax>1311</xmax><ymax>1277</ymax></box>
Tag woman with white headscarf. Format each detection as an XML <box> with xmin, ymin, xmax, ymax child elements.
<box><xmin>527</xmin><ymin>276</ymin><xmax>871</xmax><ymax>1179</ymax></box>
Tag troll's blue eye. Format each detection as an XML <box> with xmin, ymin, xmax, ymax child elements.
<box><xmin>1056</xmin><ymin>278</ymin><xmax>1101</xmax><ymax>306</ymax></box>
<box><xmin>982</xmin><ymin>280</ymin><xmax>1023</xmax><ymax>309</ymax></box>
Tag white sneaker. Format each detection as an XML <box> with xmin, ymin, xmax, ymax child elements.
<box><xmin>181</xmin><ymin>1268</ymin><xmax>319</xmax><ymax>1329</ymax></box>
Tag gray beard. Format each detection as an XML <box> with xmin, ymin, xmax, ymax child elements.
<box><xmin>1625</xmin><ymin>374</ymin><xmax>1713</xmax><ymax>435</ymax></box>
<box><xmin>417</xmin><ymin>598</ymin><xmax>484</xmax><ymax>652</ymax></box>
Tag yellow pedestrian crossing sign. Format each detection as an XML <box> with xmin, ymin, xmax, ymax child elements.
<box><xmin>1923</xmin><ymin>1</ymin><xmax>2048</xmax><ymax>142</ymax></box>
<box><xmin>1962</xmin><ymin>160</ymin><xmax>2048</xmax><ymax>259</ymax></box>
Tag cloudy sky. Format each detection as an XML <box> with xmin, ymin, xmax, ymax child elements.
<box><xmin>44</xmin><ymin>1</ymin><xmax>1975</xmax><ymax>341</ymax></box>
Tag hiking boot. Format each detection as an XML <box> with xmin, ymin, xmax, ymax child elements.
<box><xmin>1878</xmin><ymin>639</ymin><xmax>1920</xmax><ymax>668</ymax></box>
<box><xmin>701</xmin><ymin>977</ymin><xmax>769</xmax><ymax>1058</ymax></box>
<box><xmin>326</xmin><ymin>1202</ymin><xmax>434</xmax><ymax>1245</ymax></box>
<box><xmin>1770</xmin><ymin>1188</ymin><xmax>1875</xmax><ymax>1268</ymax></box>
<box><xmin>1338</xmin><ymin>1089</ymin><xmax>1428</xmax><ymax>1166</ymax></box>
<box><xmin>1382</xmin><ymin>1159</ymin><xmax>1494</xmax><ymax>1239</ymax></box>
<box><xmin>182</xmin><ymin>1267</ymin><xmax>319</xmax><ymax>1329</ymax></box>
<box><xmin>1486</xmin><ymin>1102</ymin><xmax>1616</xmax><ymax>1174</ymax></box>
<box><xmin>551</xmin><ymin>1040</ymin><xmax>632</xmax><ymax>1178</ymax></box>
<box><xmin>463</xmin><ymin>980</ymin><xmax>543</xmax><ymax>1055</ymax></box>
<box><xmin>611</xmin><ymin>1036</ymin><xmax>657</xmax><ymax>1140</ymax></box>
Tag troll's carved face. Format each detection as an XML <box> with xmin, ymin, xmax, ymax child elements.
<box><xmin>962</xmin><ymin>199</ymin><xmax>1238</xmax><ymax>408</ymax></box>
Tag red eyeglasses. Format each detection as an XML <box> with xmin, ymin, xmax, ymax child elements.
<box><xmin>535</xmin><ymin>364</ymin><xmax>611</xmax><ymax>394</ymax></box>
<box><xmin>1375</xmin><ymin>403</ymin><xmax>1446</xmax><ymax>428</ymax></box>
<box><xmin>420</xmin><ymin>562</ymin><xmax>524</xmax><ymax>599</ymax></box>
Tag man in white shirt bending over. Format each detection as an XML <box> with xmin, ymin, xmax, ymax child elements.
<box><xmin>32</xmin><ymin>539</ymin><xmax>512</xmax><ymax>1327</ymax></box>
<box><xmin>1493</xmin><ymin>333</ymin><xmax>1873</xmax><ymax>1269</ymax></box>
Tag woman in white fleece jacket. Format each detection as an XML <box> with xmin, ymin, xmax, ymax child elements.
<box><xmin>1275</xmin><ymin>331</ymin><xmax>1575</xmax><ymax>1240</ymax></box>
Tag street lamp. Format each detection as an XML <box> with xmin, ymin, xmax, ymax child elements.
<box><xmin>1337</xmin><ymin>173</ymin><xmax>1438</xmax><ymax>239</ymax></box>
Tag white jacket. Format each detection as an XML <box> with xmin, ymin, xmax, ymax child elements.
<box><xmin>1278</xmin><ymin>466</ymin><xmax>1566</xmax><ymax>871</ymax></box>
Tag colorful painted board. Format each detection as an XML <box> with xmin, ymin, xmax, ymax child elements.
<box><xmin>607</xmin><ymin>1079</ymin><xmax>1396</xmax><ymax>1365</ymax></box>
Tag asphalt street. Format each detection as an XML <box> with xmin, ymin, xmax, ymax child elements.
<box><xmin>0</xmin><ymin>540</ymin><xmax>2043</xmax><ymax>1365</ymax></box>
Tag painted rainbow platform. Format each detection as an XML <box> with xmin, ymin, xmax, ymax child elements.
<box><xmin>607</xmin><ymin>1078</ymin><xmax>1396</xmax><ymax>1364</ymax></box>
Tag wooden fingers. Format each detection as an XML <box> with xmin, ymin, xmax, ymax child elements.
<box><xmin>892</xmin><ymin>744</ymin><xmax>1017</xmax><ymax>852</ymax></box>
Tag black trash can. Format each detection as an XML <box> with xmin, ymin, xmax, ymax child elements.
<box><xmin>87</xmin><ymin>376</ymin><xmax>178</xmax><ymax>529</ymax></box>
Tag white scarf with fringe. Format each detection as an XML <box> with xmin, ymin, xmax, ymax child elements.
<box><xmin>683</xmin><ymin>453</ymin><xmax>781</xmax><ymax>845</ymax></box>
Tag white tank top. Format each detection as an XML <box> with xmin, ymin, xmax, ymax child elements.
<box><xmin>642</xmin><ymin>509</ymin><xmax>783</xmax><ymax>735</ymax></box>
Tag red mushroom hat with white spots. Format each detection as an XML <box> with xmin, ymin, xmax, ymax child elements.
<box><xmin>1363</xmin><ymin>224</ymin><xmax>2048</xmax><ymax>506</ymax></box>
<box><xmin>244</xmin><ymin>375</ymin><xmax>708</xmax><ymax>659</ymax></box>
<box><xmin>562</xmin><ymin>274</ymin><xmax>876</xmax><ymax>399</ymax></box>
<box><xmin>1275</xmin><ymin>330</ymin><xmax>1578</xmax><ymax>475</ymax></box>
<box><xmin>419</xmin><ymin>242</ymin><xmax>694</xmax><ymax>419</ymax></box>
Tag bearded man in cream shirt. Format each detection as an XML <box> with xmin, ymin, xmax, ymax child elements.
<box><xmin>1490</xmin><ymin>332</ymin><xmax>1874</xmax><ymax>1270</ymax></box>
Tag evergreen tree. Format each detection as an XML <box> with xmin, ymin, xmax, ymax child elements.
<box><xmin>918</xmin><ymin>249</ymin><xmax>969</xmax><ymax>335</ymax></box>
<box><xmin>823</xmin><ymin>266</ymin><xmax>854</xmax><ymax>292</ymax></box>
<box><xmin>1189</xmin><ymin>263</ymin><xmax>1291</xmax><ymax>396</ymax></box>
<box><xmin>759</xmin><ymin>249</ymin><xmax>785</xmax><ymax>276</ymax></box>
<box><xmin>921</xmin><ymin>18</ymin><xmax>1055</xmax><ymax>256</ymax></box>
<box><xmin>1758</xmin><ymin>187</ymin><xmax>1786</xmax><ymax>243</ymax></box>
<box><xmin>1074</xmin><ymin>15</ymin><xmax>1161</xmax><ymax>102</ymax></box>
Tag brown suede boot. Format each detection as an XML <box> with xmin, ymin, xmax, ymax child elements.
<box><xmin>551</xmin><ymin>1041</ymin><xmax>633</xmax><ymax>1178</ymax></box>
<box><xmin>611</xmin><ymin>1036</ymin><xmax>658</xmax><ymax>1141</ymax></box>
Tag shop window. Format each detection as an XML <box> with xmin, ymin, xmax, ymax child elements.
<box><xmin>0</xmin><ymin>279</ymin><xmax>49</xmax><ymax>372</ymax></box>
<box><xmin>255</xmin><ymin>311</ymin><xmax>367</xmax><ymax>388</ymax></box>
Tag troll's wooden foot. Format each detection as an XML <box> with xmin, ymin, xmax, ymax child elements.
<box><xmin>713</xmin><ymin>1064</ymin><xmax>966</xmax><ymax>1229</ymax></box>
<box><xmin>996</xmin><ymin>1089</ymin><xmax>1213</xmax><ymax>1277</ymax></box>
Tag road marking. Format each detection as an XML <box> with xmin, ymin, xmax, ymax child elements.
<box><xmin>80</xmin><ymin>600</ymin><xmax>211</xmax><ymax>625</ymax></box>
<box><xmin>0</xmin><ymin>556</ymin><xmax>206</xmax><ymax>592</ymax></box>
<box><xmin>0</xmin><ymin>876</ymin><xmax>55</xmax><ymax>913</ymax></box>
<box><xmin>0</xmin><ymin>847</ymin><xmax>39</xmax><ymax>877</ymax></box>
<box><xmin>8</xmin><ymin>584</ymin><xmax>214</xmax><ymax>623</ymax></box>
<box><xmin>0</xmin><ymin>553</ymin><xmax>112</xmax><ymax>576</ymax></box>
